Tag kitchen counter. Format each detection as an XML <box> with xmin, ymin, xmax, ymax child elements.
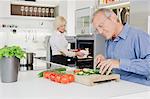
<box><xmin>0</xmin><ymin>71</ymin><xmax>150</xmax><ymax>99</ymax></box>
<box><xmin>0</xmin><ymin>60</ymin><xmax>150</xmax><ymax>99</ymax></box>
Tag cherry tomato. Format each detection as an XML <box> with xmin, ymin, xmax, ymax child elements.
<box><xmin>43</xmin><ymin>72</ymin><xmax>51</xmax><ymax>79</ymax></box>
<box><xmin>60</xmin><ymin>74</ymin><xmax>69</xmax><ymax>84</ymax></box>
<box><xmin>67</xmin><ymin>74</ymin><xmax>75</xmax><ymax>82</ymax></box>
<box><xmin>49</xmin><ymin>73</ymin><xmax>57</xmax><ymax>81</ymax></box>
<box><xmin>55</xmin><ymin>74</ymin><xmax>62</xmax><ymax>83</ymax></box>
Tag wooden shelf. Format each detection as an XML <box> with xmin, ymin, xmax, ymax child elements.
<box><xmin>10</xmin><ymin>1</ymin><xmax>58</xmax><ymax>21</ymax></box>
<box><xmin>98</xmin><ymin>0</ymin><xmax>130</xmax><ymax>9</ymax></box>
<box><xmin>3</xmin><ymin>15</ymin><xmax>55</xmax><ymax>21</ymax></box>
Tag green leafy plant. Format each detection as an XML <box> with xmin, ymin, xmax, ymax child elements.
<box><xmin>0</xmin><ymin>46</ymin><xmax>25</xmax><ymax>60</ymax></box>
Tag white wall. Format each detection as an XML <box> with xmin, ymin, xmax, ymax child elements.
<box><xmin>66</xmin><ymin>0</ymin><xmax>76</xmax><ymax>36</ymax></box>
<box><xmin>58</xmin><ymin>0</ymin><xmax>75</xmax><ymax>36</ymax></box>
<box><xmin>0</xmin><ymin>31</ymin><xmax>8</xmax><ymax>48</ymax></box>
<box><xmin>0</xmin><ymin>1</ymin><xmax>10</xmax><ymax>18</ymax></box>
<box><xmin>58</xmin><ymin>0</ymin><xmax>67</xmax><ymax>21</ymax></box>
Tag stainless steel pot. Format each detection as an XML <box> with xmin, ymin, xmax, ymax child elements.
<box><xmin>26</xmin><ymin>53</ymin><xmax>35</xmax><ymax>65</ymax></box>
<box><xmin>20</xmin><ymin>52</ymin><xmax>36</xmax><ymax>71</ymax></box>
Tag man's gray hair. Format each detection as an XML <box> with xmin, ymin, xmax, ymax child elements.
<box><xmin>92</xmin><ymin>8</ymin><xmax>120</xmax><ymax>22</ymax></box>
<box><xmin>93</xmin><ymin>8</ymin><xmax>112</xmax><ymax>18</ymax></box>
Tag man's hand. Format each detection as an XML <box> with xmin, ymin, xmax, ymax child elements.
<box><xmin>94</xmin><ymin>54</ymin><xmax>105</xmax><ymax>66</ymax></box>
<box><xmin>97</xmin><ymin>59</ymin><xmax>120</xmax><ymax>75</ymax></box>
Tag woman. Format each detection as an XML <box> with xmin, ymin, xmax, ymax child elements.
<box><xmin>50</xmin><ymin>16</ymin><xmax>84</xmax><ymax>65</ymax></box>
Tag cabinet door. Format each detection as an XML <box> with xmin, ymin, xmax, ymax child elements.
<box><xmin>0</xmin><ymin>1</ymin><xmax>10</xmax><ymax>17</ymax></box>
<box><xmin>75</xmin><ymin>7</ymin><xmax>92</xmax><ymax>35</ymax></box>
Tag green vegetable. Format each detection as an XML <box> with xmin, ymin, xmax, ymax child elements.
<box><xmin>54</xmin><ymin>67</ymin><xmax>66</xmax><ymax>72</ymax></box>
<box><xmin>0</xmin><ymin>46</ymin><xmax>25</xmax><ymax>60</ymax></box>
<box><xmin>83</xmin><ymin>68</ymin><xmax>90</xmax><ymax>72</ymax></box>
<box><xmin>94</xmin><ymin>69</ymin><xmax>100</xmax><ymax>74</ymax></box>
<box><xmin>37</xmin><ymin>67</ymin><xmax>66</xmax><ymax>77</ymax></box>
<box><xmin>76</xmin><ymin>68</ymin><xmax>102</xmax><ymax>76</ymax></box>
<box><xmin>38</xmin><ymin>71</ymin><xmax>44</xmax><ymax>77</ymax></box>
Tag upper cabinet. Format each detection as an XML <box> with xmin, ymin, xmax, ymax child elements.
<box><xmin>75</xmin><ymin>0</ymin><xmax>130</xmax><ymax>36</ymax></box>
<box><xmin>97</xmin><ymin>0</ymin><xmax>130</xmax><ymax>9</ymax></box>
<box><xmin>75</xmin><ymin>7</ymin><xmax>93</xmax><ymax>36</ymax></box>
<box><xmin>0</xmin><ymin>0</ymin><xmax>59</xmax><ymax>20</ymax></box>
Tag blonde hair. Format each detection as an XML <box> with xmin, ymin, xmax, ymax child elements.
<box><xmin>54</xmin><ymin>16</ymin><xmax>66</xmax><ymax>30</ymax></box>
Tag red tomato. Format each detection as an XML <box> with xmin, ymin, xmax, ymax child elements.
<box><xmin>49</xmin><ymin>73</ymin><xmax>57</xmax><ymax>81</ymax></box>
<box><xmin>60</xmin><ymin>74</ymin><xmax>69</xmax><ymax>84</ymax></box>
<box><xmin>67</xmin><ymin>74</ymin><xmax>75</xmax><ymax>82</ymax></box>
<box><xmin>43</xmin><ymin>72</ymin><xmax>51</xmax><ymax>79</ymax></box>
<box><xmin>55</xmin><ymin>74</ymin><xmax>62</xmax><ymax>83</ymax></box>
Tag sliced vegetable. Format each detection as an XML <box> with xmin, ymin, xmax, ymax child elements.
<box><xmin>74</xmin><ymin>69</ymin><xmax>82</xmax><ymax>74</ymax></box>
<box><xmin>94</xmin><ymin>69</ymin><xmax>100</xmax><ymax>74</ymax></box>
<box><xmin>74</xmin><ymin>68</ymin><xmax>102</xmax><ymax>76</ymax></box>
<box><xmin>82</xmin><ymin>68</ymin><xmax>90</xmax><ymax>72</ymax></box>
<box><xmin>78</xmin><ymin>71</ymin><xmax>84</xmax><ymax>75</ymax></box>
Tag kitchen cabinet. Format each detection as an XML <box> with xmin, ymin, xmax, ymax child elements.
<box><xmin>75</xmin><ymin>0</ymin><xmax>130</xmax><ymax>36</ymax></box>
<box><xmin>98</xmin><ymin>0</ymin><xmax>130</xmax><ymax>9</ymax></box>
<box><xmin>75</xmin><ymin>7</ymin><xmax>93</xmax><ymax>35</ymax></box>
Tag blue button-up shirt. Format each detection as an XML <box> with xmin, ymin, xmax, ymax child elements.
<box><xmin>105</xmin><ymin>24</ymin><xmax>150</xmax><ymax>86</ymax></box>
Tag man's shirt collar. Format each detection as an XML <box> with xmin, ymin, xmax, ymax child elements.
<box><xmin>113</xmin><ymin>23</ymin><xmax>130</xmax><ymax>42</ymax></box>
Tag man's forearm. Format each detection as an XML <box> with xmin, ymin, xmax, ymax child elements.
<box><xmin>119</xmin><ymin>58</ymin><xmax>150</xmax><ymax>79</ymax></box>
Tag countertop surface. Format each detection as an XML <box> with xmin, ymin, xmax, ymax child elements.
<box><xmin>0</xmin><ymin>69</ymin><xmax>150</xmax><ymax>99</ymax></box>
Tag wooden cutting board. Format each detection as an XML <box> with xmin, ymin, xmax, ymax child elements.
<box><xmin>74</xmin><ymin>74</ymin><xmax>120</xmax><ymax>86</ymax></box>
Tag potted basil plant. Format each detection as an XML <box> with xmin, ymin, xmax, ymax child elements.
<box><xmin>0</xmin><ymin>46</ymin><xmax>25</xmax><ymax>83</ymax></box>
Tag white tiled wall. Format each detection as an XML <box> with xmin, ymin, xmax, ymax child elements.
<box><xmin>0</xmin><ymin>31</ymin><xmax>8</xmax><ymax>48</ymax></box>
<box><xmin>0</xmin><ymin>17</ymin><xmax>54</xmax><ymax>57</ymax></box>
